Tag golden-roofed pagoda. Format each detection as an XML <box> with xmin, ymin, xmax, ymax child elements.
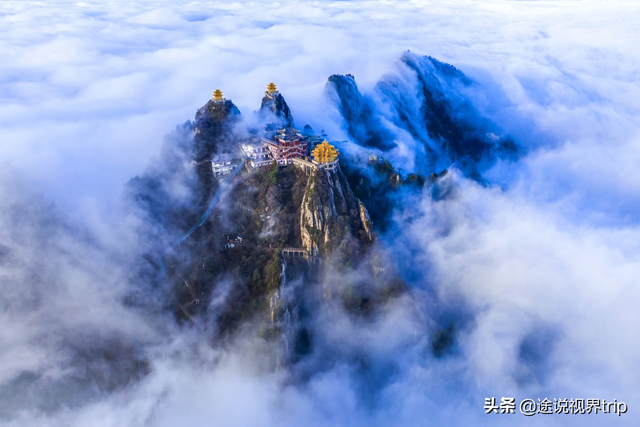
<box><xmin>267</xmin><ymin>82</ymin><xmax>278</xmax><ymax>94</ymax></box>
<box><xmin>212</xmin><ymin>89</ymin><xmax>224</xmax><ymax>101</ymax></box>
<box><xmin>312</xmin><ymin>140</ymin><xmax>339</xmax><ymax>164</ymax></box>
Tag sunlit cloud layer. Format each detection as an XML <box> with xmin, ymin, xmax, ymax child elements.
<box><xmin>1</xmin><ymin>1</ymin><xmax>640</xmax><ymax>426</ymax></box>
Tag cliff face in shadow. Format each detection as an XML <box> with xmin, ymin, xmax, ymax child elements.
<box><xmin>326</xmin><ymin>74</ymin><xmax>396</xmax><ymax>151</ymax></box>
<box><xmin>326</xmin><ymin>52</ymin><xmax>522</xmax><ymax>180</ymax></box>
<box><xmin>193</xmin><ymin>99</ymin><xmax>242</xmax><ymax>161</ymax></box>
<box><xmin>260</xmin><ymin>92</ymin><xmax>294</xmax><ymax>128</ymax></box>
<box><xmin>125</xmin><ymin>98</ymin><xmax>242</xmax><ymax>244</ymax></box>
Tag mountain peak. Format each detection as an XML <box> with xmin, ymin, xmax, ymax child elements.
<box><xmin>327</xmin><ymin>53</ymin><xmax>522</xmax><ymax>179</ymax></box>
<box><xmin>259</xmin><ymin>82</ymin><xmax>294</xmax><ymax>127</ymax></box>
<box><xmin>325</xmin><ymin>74</ymin><xmax>397</xmax><ymax>150</ymax></box>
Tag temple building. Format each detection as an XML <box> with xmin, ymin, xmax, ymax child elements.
<box><xmin>262</xmin><ymin>127</ymin><xmax>308</xmax><ymax>166</ymax></box>
<box><xmin>311</xmin><ymin>140</ymin><xmax>339</xmax><ymax>171</ymax></box>
<box><xmin>212</xmin><ymin>86</ymin><xmax>340</xmax><ymax>172</ymax></box>
<box><xmin>292</xmin><ymin>140</ymin><xmax>340</xmax><ymax>174</ymax></box>
<box><xmin>212</xmin><ymin>155</ymin><xmax>241</xmax><ymax>177</ymax></box>
<box><xmin>241</xmin><ymin>138</ymin><xmax>274</xmax><ymax>168</ymax></box>
<box><xmin>212</xmin><ymin>89</ymin><xmax>225</xmax><ymax>103</ymax></box>
<box><xmin>265</xmin><ymin>82</ymin><xmax>278</xmax><ymax>98</ymax></box>
<box><xmin>239</xmin><ymin>122</ymin><xmax>336</xmax><ymax>171</ymax></box>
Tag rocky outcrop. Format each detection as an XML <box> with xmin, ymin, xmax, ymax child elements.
<box><xmin>358</xmin><ymin>200</ymin><xmax>373</xmax><ymax>241</ymax></box>
<box><xmin>300</xmin><ymin>165</ymin><xmax>372</xmax><ymax>257</ymax></box>
<box><xmin>260</xmin><ymin>92</ymin><xmax>293</xmax><ymax>128</ymax></box>
<box><xmin>325</xmin><ymin>74</ymin><xmax>396</xmax><ymax>150</ymax></box>
<box><xmin>193</xmin><ymin>99</ymin><xmax>241</xmax><ymax>161</ymax></box>
<box><xmin>327</xmin><ymin>52</ymin><xmax>522</xmax><ymax>180</ymax></box>
<box><xmin>300</xmin><ymin>174</ymin><xmax>325</xmax><ymax>257</ymax></box>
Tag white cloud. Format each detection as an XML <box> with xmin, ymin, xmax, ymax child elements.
<box><xmin>1</xmin><ymin>0</ymin><xmax>640</xmax><ymax>426</ymax></box>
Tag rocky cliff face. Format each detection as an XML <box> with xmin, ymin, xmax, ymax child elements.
<box><xmin>326</xmin><ymin>52</ymin><xmax>522</xmax><ymax>180</ymax></box>
<box><xmin>126</xmin><ymin>98</ymin><xmax>242</xmax><ymax>241</ymax></box>
<box><xmin>193</xmin><ymin>99</ymin><xmax>242</xmax><ymax>161</ymax></box>
<box><xmin>358</xmin><ymin>199</ymin><xmax>373</xmax><ymax>240</ymax></box>
<box><xmin>260</xmin><ymin>92</ymin><xmax>293</xmax><ymax>128</ymax></box>
<box><xmin>300</xmin><ymin>165</ymin><xmax>372</xmax><ymax>258</ymax></box>
<box><xmin>325</xmin><ymin>74</ymin><xmax>396</xmax><ymax>151</ymax></box>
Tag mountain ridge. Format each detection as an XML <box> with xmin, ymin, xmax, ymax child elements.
<box><xmin>124</xmin><ymin>52</ymin><xmax>516</xmax><ymax>371</ymax></box>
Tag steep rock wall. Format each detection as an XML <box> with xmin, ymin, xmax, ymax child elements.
<box><xmin>300</xmin><ymin>165</ymin><xmax>372</xmax><ymax>257</ymax></box>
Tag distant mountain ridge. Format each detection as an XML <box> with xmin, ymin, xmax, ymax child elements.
<box><xmin>326</xmin><ymin>51</ymin><xmax>521</xmax><ymax>180</ymax></box>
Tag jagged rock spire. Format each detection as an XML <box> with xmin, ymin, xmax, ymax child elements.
<box><xmin>260</xmin><ymin>82</ymin><xmax>293</xmax><ymax>127</ymax></box>
<box><xmin>312</xmin><ymin>140</ymin><xmax>339</xmax><ymax>164</ymax></box>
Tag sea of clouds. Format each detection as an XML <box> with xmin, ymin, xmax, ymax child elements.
<box><xmin>1</xmin><ymin>1</ymin><xmax>640</xmax><ymax>426</ymax></box>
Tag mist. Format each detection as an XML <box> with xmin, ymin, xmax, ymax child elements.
<box><xmin>1</xmin><ymin>1</ymin><xmax>640</xmax><ymax>426</ymax></box>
